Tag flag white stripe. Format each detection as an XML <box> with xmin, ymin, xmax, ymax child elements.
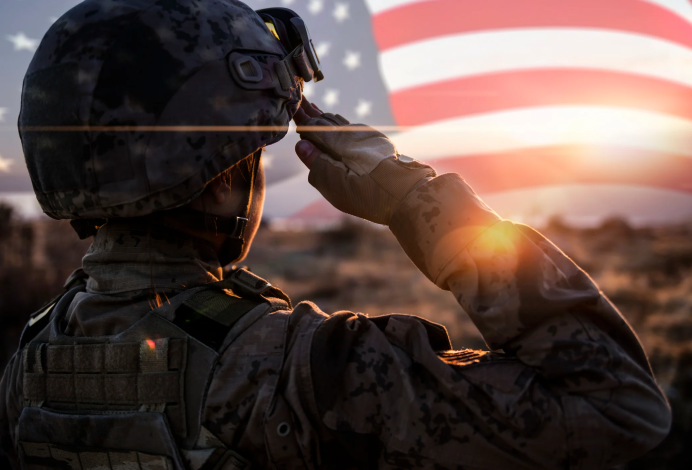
<box><xmin>484</xmin><ymin>184</ymin><xmax>692</xmax><ymax>226</ymax></box>
<box><xmin>264</xmin><ymin>180</ymin><xmax>692</xmax><ymax>226</ymax></box>
<box><xmin>387</xmin><ymin>106</ymin><xmax>692</xmax><ymax>161</ymax></box>
<box><xmin>264</xmin><ymin>170</ymin><xmax>315</xmax><ymax>218</ymax></box>
<box><xmin>264</xmin><ymin>106</ymin><xmax>692</xmax><ymax>218</ymax></box>
<box><xmin>364</xmin><ymin>0</ymin><xmax>434</xmax><ymax>15</ymax></box>
<box><xmin>379</xmin><ymin>28</ymin><xmax>692</xmax><ymax>93</ymax></box>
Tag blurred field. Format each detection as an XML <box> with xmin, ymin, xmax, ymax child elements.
<box><xmin>1</xmin><ymin>203</ymin><xmax>691</xmax><ymax>468</ymax></box>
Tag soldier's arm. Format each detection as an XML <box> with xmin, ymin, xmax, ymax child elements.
<box><xmin>299</xmin><ymin>173</ymin><xmax>671</xmax><ymax>469</ymax></box>
<box><xmin>290</xmin><ymin>104</ymin><xmax>671</xmax><ymax>468</ymax></box>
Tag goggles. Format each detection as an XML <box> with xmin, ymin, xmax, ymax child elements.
<box><xmin>256</xmin><ymin>8</ymin><xmax>324</xmax><ymax>83</ymax></box>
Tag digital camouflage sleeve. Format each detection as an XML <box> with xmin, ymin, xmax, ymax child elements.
<box><xmin>274</xmin><ymin>174</ymin><xmax>672</xmax><ymax>469</ymax></box>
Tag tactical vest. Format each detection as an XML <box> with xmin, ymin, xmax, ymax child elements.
<box><xmin>15</xmin><ymin>267</ymin><xmax>292</xmax><ymax>470</ymax></box>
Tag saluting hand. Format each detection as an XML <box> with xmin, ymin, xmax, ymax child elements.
<box><xmin>292</xmin><ymin>99</ymin><xmax>436</xmax><ymax>226</ymax></box>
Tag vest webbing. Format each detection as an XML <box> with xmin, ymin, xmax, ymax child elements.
<box><xmin>20</xmin><ymin>441</ymin><xmax>172</xmax><ymax>470</ymax></box>
<box><xmin>23</xmin><ymin>337</ymin><xmax>188</xmax><ymax>435</ymax></box>
<box><xmin>18</xmin><ymin>267</ymin><xmax>291</xmax><ymax>470</ymax></box>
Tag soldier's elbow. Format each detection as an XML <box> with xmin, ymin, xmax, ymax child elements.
<box><xmin>564</xmin><ymin>382</ymin><xmax>671</xmax><ymax>467</ymax></box>
<box><xmin>626</xmin><ymin>385</ymin><xmax>672</xmax><ymax>452</ymax></box>
<box><xmin>604</xmin><ymin>384</ymin><xmax>672</xmax><ymax>463</ymax></box>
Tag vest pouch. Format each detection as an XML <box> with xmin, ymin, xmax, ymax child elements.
<box><xmin>17</xmin><ymin>407</ymin><xmax>186</xmax><ymax>469</ymax></box>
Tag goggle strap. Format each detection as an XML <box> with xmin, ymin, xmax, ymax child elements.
<box><xmin>292</xmin><ymin>47</ymin><xmax>314</xmax><ymax>81</ymax></box>
<box><xmin>275</xmin><ymin>59</ymin><xmax>296</xmax><ymax>91</ymax></box>
<box><xmin>275</xmin><ymin>45</ymin><xmax>313</xmax><ymax>91</ymax></box>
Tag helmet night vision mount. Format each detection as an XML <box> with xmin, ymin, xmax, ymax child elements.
<box><xmin>257</xmin><ymin>8</ymin><xmax>324</xmax><ymax>83</ymax></box>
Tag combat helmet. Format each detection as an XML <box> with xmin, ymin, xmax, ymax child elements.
<box><xmin>19</xmin><ymin>0</ymin><xmax>321</xmax><ymax>223</ymax></box>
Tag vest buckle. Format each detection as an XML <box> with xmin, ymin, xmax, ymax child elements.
<box><xmin>228</xmin><ymin>268</ymin><xmax>271</xmax><ymax>295</ymax></box>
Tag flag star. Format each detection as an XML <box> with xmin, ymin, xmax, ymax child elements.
<box><xmin>0</xmin><ymin>108</ymin><xmax>7</xmax><ymax>122</ymax></box>
<box><xmin>343</xmin><ymin>50</ymin><xmax>361</xmax><ymax>70</ymax></box>
<box><xmin>0</xmin><ymin>153</ymin><xmax>13</xmax><ymax>173</ymax></box>
<box><xmin>302</xmin><ymin>82</ymin><xmax>315</xmax><ymax>98</ymax></box>
<box><xmin>262</xmin><ymin>151</ymin><xmax>274</xmax><ymax>169</ymax></box>
<box><xmin>355</xmin><ymin>100</ymin><xmax>372</xmax><ymax>118</ymax></box>
<box><xmin>333</xmin><ymin>3</ymin><xmax>350</xmax><ymax>22</ymax></box>
<box><xmin>323</xmin><ymin>89</ymin><xmax>339</xmax><ymax>107</ymax></box>
<box><xmin>7</xmin><ymin>32</ymin><xmax>39</xmax><ymax>52</ymax></box>
<box><xmin>307</xmin><ymin>0</ymin><xmax>323</xmax><ymax>15</ymax></box>
<box><xmin>314</xmin><ymin>41</ymin><xmax>331</xmax><ymax>59</ymax></box>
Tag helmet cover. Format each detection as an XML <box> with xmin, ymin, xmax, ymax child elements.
<box><xmin>20</xmin><ymin>0</ymin><xmax>302</xmax><ymax>219</ymax></box>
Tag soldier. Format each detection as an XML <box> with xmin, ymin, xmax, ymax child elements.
<box><xmin>0</xmin><ymin>0</ymin><xmax>671</xmax><ymax>469</ymax></box>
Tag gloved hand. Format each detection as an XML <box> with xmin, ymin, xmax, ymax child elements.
<box><xmin>294</xmin><ymin>100</ymin><xmax>436</xmax><ymax>225</ymax></box>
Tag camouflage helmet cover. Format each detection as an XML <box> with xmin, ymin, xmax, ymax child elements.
<box><xmin>20</xmin><ymin>0</ymin><xmax>302</xmax><ymax>219</ymax></box>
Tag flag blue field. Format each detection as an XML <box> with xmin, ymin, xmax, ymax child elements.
<box><xmin>2</xmin><ymin>0</ymin><xmax>692</xmax><ymax>226</ymax></box>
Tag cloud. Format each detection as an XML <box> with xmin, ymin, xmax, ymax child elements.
<box><xmin>0</xmin><ymin>154</ymin><xmax>14</xmax><ymax>173</ymax></box>
<box><xmin>0</xmin><ymin>108</ymin><xmax>7</xmax><ymax>122</ymax></box>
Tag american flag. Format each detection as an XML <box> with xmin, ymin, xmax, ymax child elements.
<box><xmin>257</xmin><ymin>0</ymin><xmax>692</xmax><ymax>226</ymax></box>
<box><xmin>1</xmin><ymin>0</ymin><xmax>692</xmax><ymax>225</ymax></box>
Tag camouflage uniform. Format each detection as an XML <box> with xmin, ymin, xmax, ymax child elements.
<box><xmin>1</xmin><ymin>173</ymin><xmax>672</xmax><ymax>468</ymax></box>
<box><xmin>1</xmin><ymin>0</ymin><xmax>671</xmax><ymax>468</ymax></box>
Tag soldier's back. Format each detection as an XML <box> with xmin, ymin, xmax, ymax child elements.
<box><xmin>0</xmin><ymin>267</ymin><xmax>316</xmax><ymax>470</ymax></box>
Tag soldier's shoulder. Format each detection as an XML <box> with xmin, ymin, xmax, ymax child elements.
<box><xmin>18</xmin><ymin>268</ymin><xmax>88</xmax><ymax>349</ymax></box>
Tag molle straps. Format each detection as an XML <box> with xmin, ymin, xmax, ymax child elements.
<box><xmin>20</xmin><ymin>442</ymin><xmax>173</xmax><ymax>470</ymax></box>
<box><xmin>22</xmin><ymin>338</ymin><xmax>188</xmax><ymax>435</ymax></box>
<box><xmin>140</xmin><ymin>338</ymin><xmax>169</xmax><ymax>374</ymax></box>
<box><xmin>17</xmin><ymin>407</ymin><xmax>188</xmax><ymax>469</ymax></box>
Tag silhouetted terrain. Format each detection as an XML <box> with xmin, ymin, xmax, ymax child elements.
<box><xmin>1</xmin><ymin>203</ymin><xmax>690</xmax><ymax>468</ymax></box>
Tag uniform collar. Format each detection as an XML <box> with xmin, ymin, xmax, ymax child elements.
<box><xmin>83</xmin><ymin>219</ymin><xmax>223</xmax><ymax>295</ymax></box>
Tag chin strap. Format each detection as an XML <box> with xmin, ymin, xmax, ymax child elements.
<box><xmin>216</xmin><ymin>149</ymin><xmax>262</xmax><ymax>264</ymax></box>
<box><xmin>69</xmin><ymin>210</ymin><xmax>247</xmax><ymax>240</ymax></box>
<box><xmin>241</xmin><ymin>149</ymin><xmax>261</xmax><ymax>222</ymax></box>
<box><xmin>161</xmin><ymin>208</ymin><xmax>248</xmax><ymax>239</ymax></box>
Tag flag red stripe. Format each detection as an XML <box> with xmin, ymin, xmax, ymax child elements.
<box><xmin>372</xmin><ymin>0</ymin><xmax>692</xmax><ymax>51</ymax></box>
<box><xmin>285</xmin><ymin>198</ymin><xmax>343</xmax><ymax>221</ymax></box>
<box><xmin>290</xmin><ymin>200</ymin><xmax>340</xmax><ymax>221</ymax></box>
<box><xmin>289</xmin><ymin>147</ymin><xmax>692</xmax><ymax>219</ymax></box>
<box><xmin>389</xmin><ymin>69</ymin><xmax>692</xmax><ymax>126</ymax></box>
<box><xmin>431</xmin><ymin>146</ymin><xmax>692</xmax><ymax>193</ymax></box>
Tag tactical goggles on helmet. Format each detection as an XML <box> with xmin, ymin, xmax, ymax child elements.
<box><xmin>256</xmin><ymin>8</ymin><xmax>324</xmax><ymax>83</ymax></box>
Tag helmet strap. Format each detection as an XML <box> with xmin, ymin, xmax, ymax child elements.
<box><xmin>216</xmin><ymin>149</ymin><xmax>262</xmax><ymax>266</ymax></box>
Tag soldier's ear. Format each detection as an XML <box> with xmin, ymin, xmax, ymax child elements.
<box><xmin>207</xmin><ymin>174</ymin><xmax>232</xmax><ymax>205</ymax></box>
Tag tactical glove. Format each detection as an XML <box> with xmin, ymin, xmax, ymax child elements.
<box><xmin>297</xmin><ymin>113</ymin><xmax>436</xmax><ymax>225</ymax></box>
